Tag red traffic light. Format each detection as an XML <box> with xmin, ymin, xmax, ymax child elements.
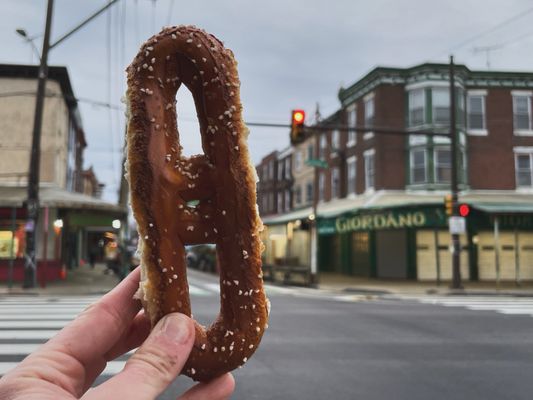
<box><xmin>292</xmin><ymin>110</ymin><xmax>305</xmax><ymax>125</ymax></box>
<box><xmin>459</xmin><ymin>204</ymin><xmax>470</xmax><ymax>217</ymax></box>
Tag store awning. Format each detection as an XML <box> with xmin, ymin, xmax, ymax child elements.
<box><xmin>261</xmin><ymin>207</ymin><xmax>313</xmax><ymax>225</ymax></box>
<box><xmin>0</xmin><ymin>186</ymin><xmax>126</xmax><ymax>213</ymax></box>
<box><xmin>471</xmin><ymin>203</ymin><xmax>533</xmax><ymax>214</ymax></box>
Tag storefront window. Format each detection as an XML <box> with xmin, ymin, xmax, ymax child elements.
<box><xmin>0</xmin><ymin>223</ymin><xmax>26</xmax><ymax>259</ymax></box>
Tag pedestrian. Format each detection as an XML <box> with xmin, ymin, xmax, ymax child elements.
<box><xmin>0</xmin><ymin>268</ymin><xmax>235</xmax><ymax>399</ymax></box>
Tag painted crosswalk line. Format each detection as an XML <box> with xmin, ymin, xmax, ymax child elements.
<box><xmin>408</xmin><ymin>296</ymin><xmax>533</xmax><ymax>317</ymax></box>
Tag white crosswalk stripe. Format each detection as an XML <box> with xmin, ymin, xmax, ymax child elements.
<box><xmin>407</xmin><ymin>296</ymin><xmax>533</xmax><ymax>317</ymax></box>
<box><xmin>0</xmin><ymin>282</ymin><xmax>212</xmax><ymax>377</ymax></box>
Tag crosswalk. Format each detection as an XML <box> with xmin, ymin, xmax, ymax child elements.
<box><xmin>408</xmin><ymin>295</ymin><xmax>533</xmax><ymax>317</ymax></box>
<box><xmin>0</xmin><ymin>280</ymin><xmax>320</xmax><ymax>378</ymax></box>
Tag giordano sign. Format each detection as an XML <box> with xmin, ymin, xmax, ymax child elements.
<box><xmin>318</xmin><ymin>207</ymin><xmax>446</xmax><ymax>235</ymax></box>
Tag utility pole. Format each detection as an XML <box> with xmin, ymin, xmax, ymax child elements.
<box><xmin>23</xmin><ymin>0</ymin><xmax>54</xmax><ymax>288</ymax></box>
<box><xmin>23</xmin><ymin>0</ymin><xmax>120</xmax><ymax>288</ymax></box>
<box><xmin>449</xmin><ymin>55</ymin><xmax>462</xmax><ymax>290</ymax></box>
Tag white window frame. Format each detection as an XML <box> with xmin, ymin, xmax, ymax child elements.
<box><xmin>434</xmin><ymin>147</ymin><xmax>452</xmax><ymax>184</ymax></box>
<box><xmin>363</xmin><ymin>148</ymin><xmax>375</xmax><ymax>192</ymax></box>
<box><xmin>363</xmin><ymin>93</ymin><xmax>374</xmax><ymax>140</ymax></box>
<box><xmin>512</xmin><ymin>91</ymin><xmax>533</xmax><ymax>136</ymax></box>
<box><xmin>432</xmin><ymin>87</ymin><xmax>450</xmax><ymax>125</ymax></box>
<box><xmin>347</xmin><ymin>104</ymin><xmax>357</xmax><ymax>147</ymax></box>
<box><xmin>514</xmin><ymin>147</ymin><xmax>533</xmax><ymax>190</ymax></box>
<box><xmin>331</xmin><ymin>130</ymin><xmax>340</xmax><ymax>156</ymax></box>
<box><xmin>410</xmin><ymin>148</ymin><xmax>427</xmax><ymax>184</ymax></box>
<box><xmin>347</xmin><ymin>156</ymin><xmax>357</xmax><ymax>196</ymax></box>
<box><xmin>467</xmin><ymin>90</ymin><xmax>487</xmax><ymax>135</ymax></box>
<box><xmin>408</xmin><ymin>89</ymin><xmax>425</xmax><ymax>127</ymax></box>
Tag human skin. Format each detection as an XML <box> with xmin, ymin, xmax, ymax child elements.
<box><xmin>0</xmin><ymin>268</ymin><xmax>235</xmax><ymax>400</ymax></box>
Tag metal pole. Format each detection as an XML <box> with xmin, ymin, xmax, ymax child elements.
<box><xmin>8</xmin><ymin>207</ymin><xmax>16</xmax><ymax>289</ymax></box>
<box><xmin>449</xmin><ymin>55</ymin><xmax>462</xmax><ymax>290</ymax></box>
<box><xmin>309</xmin><ymin>137</ymin><xmax>319</xmax><ymax>286</ymax></box>
<box><xmin>23</xmin><ymin>0</ymin><xmax>54</xmax><ymax>289</ymax></box>
<box><xmin>434</xmin><ymin>229</ymin><xmax>441</xmax><ymax>286</ymax></box>
<box><xmin>494</xmin><ymin>216</ymin><xmax>500</xmax><ymax>288</ymax></box>
<box><xmin>514</xmin><ymin>228</ymin><xmax>520</xmax><ymax>286</ymax></box>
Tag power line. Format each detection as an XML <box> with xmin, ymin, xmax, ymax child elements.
<box><xmin>434</xmin><ymin>4</ymin><xmax>533</xmax><ymax>59</ymax></box>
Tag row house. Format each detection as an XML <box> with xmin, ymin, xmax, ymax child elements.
<box><xmin>259</xmin><ymin>62</ymin><xmax>533</xmax><ymax>283</ymax></box>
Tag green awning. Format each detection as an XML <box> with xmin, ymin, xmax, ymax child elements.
<box><xmin>472</xmin><ymin>203</ymin><xmax>533</xmax><ymax>214</ymax></box>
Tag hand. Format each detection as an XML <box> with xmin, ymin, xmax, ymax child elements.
<box><xmin>0</xmin><ymin>268</ymin><xmax>235</xmax><ymax>399</ymax></box>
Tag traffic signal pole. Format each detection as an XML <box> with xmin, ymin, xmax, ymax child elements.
<box><xmin>23</xmin><ymin>0</ymin><xmax>54</xmax><ymax>288</ymax></box>
<box><xmin>449</xmin><ymin>56</ymin><xmax>462</xmax><ymax>290</ymax></box>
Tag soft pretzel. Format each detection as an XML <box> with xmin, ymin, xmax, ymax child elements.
<box><xmin>125</xmin><ymin>25</ymin><xmax>269</xmax><ymax>382</ymax></box>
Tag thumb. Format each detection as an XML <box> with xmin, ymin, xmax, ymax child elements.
<box><xmin>85</xmin><ymin>313</ymin><xmax>195</xmax><ymax>400</ymax></box>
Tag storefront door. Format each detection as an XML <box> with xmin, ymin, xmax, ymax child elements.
<box><xmin>376</xmin><ymin>230</ymin><xmax>407</xmax><ymax>278</ymax></box>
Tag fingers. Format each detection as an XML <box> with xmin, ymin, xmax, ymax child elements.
<box><xmin>46</xmin><ymin>267</ymin><xmax>142</xmax><ymax>366</ymax></box>
<box><xmin>104</xmin><ymin>310</ymin><xmax>152</xmax><ymax>361</ymax></box>
<box><xmin>178</xmin><ymin>373</ymin><xmax>235</xmax><ymax>400</ymax></box>
<box><xmin>85</xmin><ymin>313</ymin><xmax>195</xmax><ymax>400</ymax></box>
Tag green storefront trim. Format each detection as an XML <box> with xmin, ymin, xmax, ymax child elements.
<box><xmin>318</xmin><ymin>205</ymin><xmax>447</xmax><ymax>235</ymax></box>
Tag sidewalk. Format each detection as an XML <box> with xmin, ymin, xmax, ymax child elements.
<box><xmin>0</xmin><ymin>263</ymin><xmax>120</xmax><ymax>296</ymax></box>
<box><xmin>317</xmin><ymin>272</ymin><xmax>533</xmax><ymax>297</ymax></box>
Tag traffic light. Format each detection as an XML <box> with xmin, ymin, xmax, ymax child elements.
<box><xmin>459</xmin><ymin>204</ymin><xmax>470</xmax><ymax>217</ymax></box>
<box><xmin>290</xmin><ymin>109</ymin><xmax>306</xmax><ymax>144</ymax></box>
<box><xmin>444</xmin><ymin>194</ymin><xmax>453</xmax><ymax>216</ymax></box>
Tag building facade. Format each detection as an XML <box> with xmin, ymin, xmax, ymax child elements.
<box><xmin>0</xmin><ymin>64</ymin><xmax>125</xmax><ymax>284</ymax></box>
<box><xmin>258</xmin><ymin>62</ymin><xmax>533</xmax><ymax>283</ymax></box>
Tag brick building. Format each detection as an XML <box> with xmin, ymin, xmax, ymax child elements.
<box><xmin>258</xmin><ymin>62</ymin><xmax>533</xmax><ymax>283</ymax></box>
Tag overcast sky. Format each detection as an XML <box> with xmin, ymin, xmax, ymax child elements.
<box><xmin>2</xmin><ymin>0</ymin><xmax>533</xmax><ymax>202</ymax></box>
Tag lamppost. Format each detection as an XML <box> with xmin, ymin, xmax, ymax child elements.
<box><xmin>22</xmin><ymin>0</ymin><xmax>120</xmax><ymax>288</ymax></box>
<box><xmin>16</xmin><ymin>29</ymin><xmax>42</xmax><ymax>63</ymax></box>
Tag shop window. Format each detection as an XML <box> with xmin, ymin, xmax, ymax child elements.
<box><xmin>408</xmin><ymin>89</ymin><xmax>425</xmax><ymax>126</ymax></box>
<box><xmin>435</xmin><ymin>148</ymin><xmax>452</xmax><ymax>183</ymax></box>
<box><xmin>410</xmin><ymin>148</ymin><xmax>427</xmax><ymax>184</ymax></box>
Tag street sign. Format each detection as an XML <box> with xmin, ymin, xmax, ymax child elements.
<box><xmin>448</xmin><ymin>216</ymin><xmax>466</xmax><ymax>234</ymax></box>
<box><xmin>305</xmin><ymin>159</ymin><xmax>328</xmax><ymax>169</ymax></box>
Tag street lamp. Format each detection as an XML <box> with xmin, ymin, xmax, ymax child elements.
<box><xmin>15</xmin><ymin>28</ymin><xmax>42</xmax><ymax>62</ymax></box>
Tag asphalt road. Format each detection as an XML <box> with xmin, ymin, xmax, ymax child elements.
<box><xmin>155</xmin><ymin>272</ymin><xmax>533</xmax><ymax>400</ymax></box>
<box><xmin>2</xmin><ymin>269</ymin><xmax>533</xmax><ymax>400</ymax></box>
